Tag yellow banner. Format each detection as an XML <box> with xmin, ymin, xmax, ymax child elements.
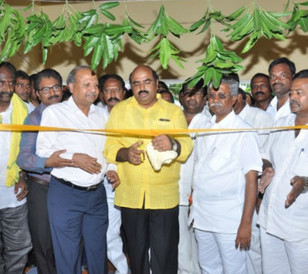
<box><xmin>1</xmin><ymin>124</ymin><xmax>308</xmax><ymax>137</ymax></box>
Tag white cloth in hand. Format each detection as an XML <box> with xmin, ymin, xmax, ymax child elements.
<box><xmin>146</xmin><ymin>142</ymin><xmax>177</xmax><ymax>171</ymax></box>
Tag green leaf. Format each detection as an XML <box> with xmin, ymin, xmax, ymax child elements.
<box><xmin>53</xmin><ymin>14</ymin><xmax>65</xmax><ymax>29</ymax></box>
<box><xmin>189</xmin><ymin>16</ymin><xmax>207</xmax><ymax>32</ymax></box>
<box><xmin>42</xmin><ymin>47</ymin><xmax>48</xmax><ymax>64</ymax></box>
<box><xmin>100</xmin><ymin>2</ymin><xmax>119</xmax><ymax>10</ymax></box>
<box><xmin>226</xmin><ymin>6</ymin><xmax>246</xmax><ymax>21</ymax></box>
<box><xmin>91</xmin><ymin>42</ymin><xmax>103</xmax><ymax>70</ymax></box>
<box><xmin>104</xmin><ymin>24</ymin><xmax>131</xmax><ymax>36</ymax></box>
<box><xmin>166</xmin><ymin>15</ymin><xmax>188</xmax><ymax>35</ymax></box>
<box><xmin>171</xmin><ymin>55</ymin><xmax>185</xmax><ymax>69</ymax></box>
<box><xmin>212</xmin><ymin>70</ymin><xmax>223</xmax><ymax>88</ymax></box>
<box><xmin>100</xmin><ymin>10</ymin><xmax>116</xmax><ymax>21</ymax></box>
<box><xmin>159</xmin><ymin>38</ymin><xmax>171</xmax><ymax>69</ymax></box>
<box><xmin>299</xmin><ymin>17</ymin><xmax>308</xmax><ymax>31</ymax></box>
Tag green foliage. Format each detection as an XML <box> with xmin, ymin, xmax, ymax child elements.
<box><xmin>223</xmin><ymin>6</ymin><xmax>289</xmax><ymax>53</ymax></box>
<box><xmin>190</xmin><ymin>36</ymin><xmax>243</xmax><ymax>88</ymax></box>
<box><xmin>146</xmin><ymin>5</ymin><xmax>188</xmax><ymax>69</ymax></box>
<box><xmin>0</xmin><ymin>0</ymin><xmax>306</xmax><ymax>80</ymax></box>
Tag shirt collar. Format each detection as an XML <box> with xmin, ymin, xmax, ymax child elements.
<box><xmin>68</xmin><ymin>96</ymin><xmax>97</xmax><ymax>115</ymax></box>
<box><xmin>211</xmin><ymin>110</ymin><xmax>236</xmax><ymax>128</ymax></box>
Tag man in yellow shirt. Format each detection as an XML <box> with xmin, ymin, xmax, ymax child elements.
<box><xmin>104</xmin><ymin>65</ymin><xmax>193</xmax><ymax>274</ymax></box>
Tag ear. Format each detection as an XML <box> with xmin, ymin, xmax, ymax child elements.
<box><xmin>36</xmin><ymin>90</ymin><xmax>41</xmax><ymax>101</ymax></box>
<box><xmin>232</xmin><ymin>95</ymin><xmax>238</xmax><ymax>105</ymax></box>
<box><xmin>68</xmin><ymin>83</ymin><xmax>74</xmax><ymax>94</ymax></box>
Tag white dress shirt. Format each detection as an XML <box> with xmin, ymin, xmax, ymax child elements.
<box><xmin>258</xmin><ymin>114</ymin><xmax>308</xmax><ymax>242</ymax></box>
<box><xmin>239</xmin><ymin>104</ymin><xmax>274</xmax><ymax>153</ymax></box>
<box><xmin>0</xmin><ymin>102</ymin><xmax>26</xmax><ymax>209</ymax></box>
<box><xmin>36</xmin><ymin>97</ymin><xmax>110</xmax><ymax>187</ymax></box>
<box><xmin>179</xmin><ymin>109</ymin><xmax>211</xmax><ymax>206</ymax></box>
<box><xmin>190</xmin><ymin>111</ymin><xmax>262</xmax><ymax>233</ymax></box>
<box><xmin>266</xmin><ymin>96</ymin><xmax>290</xmax><ymax>121</ymax></box>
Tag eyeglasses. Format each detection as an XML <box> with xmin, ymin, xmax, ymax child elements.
<box><xmin>103</xmin><ymin>88</ymin><xmax>123</xmax><ymax>94</ymax></box>
<box><xmin>16</xmin><ymin>83</ymin><xmax>31</xmax><ymax>89</ymax></box>
<box><xmin>39</xmin><ymin>84</ymin><xmax>62</xmax><ymax>94</ymax></box>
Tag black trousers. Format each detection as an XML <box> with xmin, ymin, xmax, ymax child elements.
<box><xmin>121</xmin><ymin>205</ymin><xmax>179</xmax><ymax>274</ymax></box>
<box><xmin>27</xmin><ymin>178</ymin><xmax>56</xmax><ymax>274</ymax></box>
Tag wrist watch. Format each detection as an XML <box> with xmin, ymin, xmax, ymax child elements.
<box><xmin>170</xmin><ymin>138</ymin><xmax>178</xmax><ymax>152</ymax></box>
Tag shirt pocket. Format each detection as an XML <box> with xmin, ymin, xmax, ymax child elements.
<box><xmin>207</xmin><ymin>148</ymin><xmax>231</xmax><ymax>172</ymax></box>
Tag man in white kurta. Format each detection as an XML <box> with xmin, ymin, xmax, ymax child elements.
<box><xmin>266</xmin><ymin>57</ymin><xmax>295</xmax><ymax>121</ymax></box>
<box><xmin>190</xmin><ymin>76</ymin><xmax>262</xmax><ymax>274</ymax></box>
<box><xmin>178</xmin><ymin>80</ymin><xmax>211</xmax><ymax>274</ymax></box>
<box><xmin>234</xmin><ymin>88</ymin><xmax>274</xmax><ymax>274</ymax></box>
<box><xmin>258</xmin><ymin>70</ymin><xmax>308</xmax><ymax>274</ymax></box>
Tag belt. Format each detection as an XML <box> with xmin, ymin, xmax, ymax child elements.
<box><xmin>55</xmin><ymin>177</ymin><xmax>102</xmax><ymax>191</ymax></box>
<box><xmin>27</xmin><ymin>175</ymin><xmax>49</xmax><ymax>187</ymax></box>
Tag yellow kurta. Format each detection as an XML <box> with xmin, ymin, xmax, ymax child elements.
<box><xmin>104</xmin><ymin>95</ymin><xmax>193</xmax><ymax>209</ymax></box>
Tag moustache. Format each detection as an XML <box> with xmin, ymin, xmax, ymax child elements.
<box><xmin>273</xmin><ymin>82</ymin><xmax>282</xmax><ymax>87</ymax></box>
<box><xmin>0</xmin><ymin>91</ymin><xmax>13</xmax><ymax>97</ymax></box>
<box><xmin>107</xmin><ymin>97</ymin><xmax>120</xmax><ymax>103</ymax></box>
<box><xmin>290</xmin><ymin>99</ymin><xmax>300</xmax><ymax>107</ymax></box>
<box><xmin>187</xmin><ymin>99</ymin><xmax>197</xmax><ymax>104</ymax></box>
<box><xmin>210</xmin><ymin>102</ymin><xmax>223</xmax><ymax>107</ymax></box>
<box><xmin>47</xmin><ymin>95</ymin><xmax>60</xmax><ymax>100</ymax></box>
<box><xmin>254</xmin><ymin>91</ymin><xmax>265</xmax><ymax>96</ymax></box>
<box><xmin>138</xmin><ymin>90</ymin><xmax>149</xmax><ymax>95</ymax></box>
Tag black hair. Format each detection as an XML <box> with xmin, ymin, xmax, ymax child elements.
<box><xmin>0</xmin><ymin>62</ymin><xmax>16</xmax><ymax>79</ymax></box>
<box><xmin>293</xmin><ymin>69</ymin><xmax>308</xmax><ymax>80</ymax></box>
<box><xmin>180</xmin><ymin>78</ymin><xmax>207</xmax><ymax>97</ymax></box>
<box><xmin>250</xmin><ymin>73</ymin><xmax>270</xmax><ymax>87</ymax></box>
<box><xmin>16</xmin><ymin>70</ymin><xmax>29</xmax><ymax>81</ymax></box>
<box><xmin>268</xmin><ymin>57</ymin><xmax>296</xmax><ymax>75</ymax></box>
<box><xmin>34</xmin><ymin>68</ymin><xmax>62</xmax><ymax>91</ymax></box>
<box><xmin>98</xmin><ymin>74</ymin><xmax>125</xmax><ymax>92</ymax></box>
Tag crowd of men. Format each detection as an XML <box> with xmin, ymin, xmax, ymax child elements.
<box><xmin>0</xmin><ymin>57</ymin><xmax>307</xmax><ymax>274</ymax></box>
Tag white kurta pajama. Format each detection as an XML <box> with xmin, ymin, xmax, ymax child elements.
<box><xmin>178</xmin><ymin>109</ymin><xmax>211</xmax><ymax>274</ymax></box>
<box><xmin>258</xmin><ymin>114</ymin><xmax>308</xmax><ymax>274</ymax></box>
<box><xmin>190</xmin><ymin>111</ymin><xmax>262</xmax><ymax>274</ymax></box>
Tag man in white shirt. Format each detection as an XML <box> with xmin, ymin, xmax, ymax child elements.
<box><xmin>36</xmin><ymin>66</ymin><xmax>119</xmax><ymax>274</ymax></box>
<box><xmin>177</xmin><ymin>79</ymin><xmax>211</xmax><ymax>274</ymax></box>
<box><xmin>234</xmin><ymin>87</ymin><xmax>274</xmax><ymax>274</ymax></box>
<box><xmin>250</xmin><ymin>73</ymin><xmax>273</xmax><ymax>111</ymax></box>
<box><xmin>0</xmin><ymin>62</ymin><xmax>32</xmax><ymax>273</ymax></box>
<box><xmin>258</xmin><ymin>70</ymin><xmax>308</xmax><ymax>274</ymax></box>
<box><xmin>98</xmin><ymin>73</ymin><xmax>129</xmax><ymax>274</ymax></box>
<box><xmin>267</xmin><ymin>57</ymin><xmax>295</xmax><ymax>121</ymax></box>
<box><xmin>234</xmin><ymin>88</ymin><xmax>274</xmax><ymax>153</ymax></box>
<box><xmin>190</xmin><ymin>75</ymin><xmax>262</xmax><ymax>274</ymax></box>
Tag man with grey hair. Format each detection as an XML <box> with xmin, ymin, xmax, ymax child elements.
<box><xmin>36</xmin><ymin>65</ymin><xmax>119</xmax><ymax>274</ymax></box>
<box><xmin>189</xmin><ymin>75</ymin><xmax>262</xmax><ymax>273</ymax></box>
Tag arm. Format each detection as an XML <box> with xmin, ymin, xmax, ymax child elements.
<box><xmin>17</xmin><ymin>115</ymin><xmax>52</xmax><ymax>174</ymax></box>
<box><xmin>236</xmin><ymin>170</ymin><xmax>258</xmax><ymax>250</ymax></box>
<box><xmin>285</xmin><ymin>176</ymin><xmax>308</xmax><ymax>208</ymax></box>
<box><xmin>14</xmin><ymin>171</ymin><xmax>28</xmax><ymax>201</ymax></box>
<box><xmin>116</xmin><ymin>141</ymin><xmax>145</xmax><ymax>165</ymax></box>
<box><xmin>258</xmin><ymin>159</ymin><xmax>275</xmax><ymax>194</ymax></box>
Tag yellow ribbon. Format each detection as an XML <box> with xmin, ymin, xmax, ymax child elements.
<box><xmin>0</xmin><ymin>124</ymin><xmax>308</xmax><ymax>137</ymax></box>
